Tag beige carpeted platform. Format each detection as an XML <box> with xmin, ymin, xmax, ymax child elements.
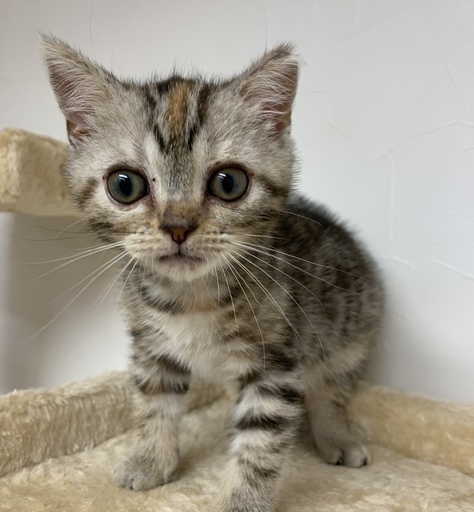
<box><xmin>1</xmin><ymin>372</ymin><xmax>473</xmax><ymax>511</ymax></box>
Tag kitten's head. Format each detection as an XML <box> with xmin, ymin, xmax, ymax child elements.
<box><xmin>43</xmin><ymin>37</ymin><xmax>299</xmax><ymax>282</ymax></box>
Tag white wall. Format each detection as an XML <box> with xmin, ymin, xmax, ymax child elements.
<box><xmin>0</xmin><ymin>0</ymin><xmax>473</xmax><ymax>402</ymax></box>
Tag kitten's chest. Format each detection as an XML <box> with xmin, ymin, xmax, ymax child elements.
<box><xmin>128</xmin><ymin>273</ymin><xmax>256</xmax><ymax>383</ymax></box>
<box><xmin>161</xmin><ymin>309</ymin><xmax>222</xmax><ymax>363</ymax></box>
<box><xmin>157</xmin><ymin>310</ymin><xmax>241</xmax><ymax>383</ymax></box>
<box><xmin>131</xmin><ymin>283</ymin><xmax>243</xmax><ymax>382</ymax></box>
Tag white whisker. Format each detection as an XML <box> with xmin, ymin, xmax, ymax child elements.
<box><xmin>283</xmin><ymin>209</ymin><xmax>324</xmax><ymax>228</ymax></box>
<box><xmin>212</xmin><ymin>261</ymin><xmax>221</xmax><ymax>305</ymax></box>
<box><xmin>50</xmin><ymin>250</ymin><xmax>128</xmax><ymax>304</ymax></box>
<box><xmin>226</xmin><ymin>252</ymin><xmax>302</xmax><ymax>344</ymax></box>
<box><xmin>223</xmin><ymin>254</ymin><xmax>266</xmax><ymax>368</ymax></box>
<box><xmin>236</xmin><ymin>241</ymin><xmax>362</xmax><ymax>295</ymax></box>
<box><xmin>220</xmin><ymin>262</ymin><xmax>239</xmax><ymax>336</ymax></box>
<box><xmin>92</xmin><ymin>256</ymin><xmax>134</xmax><ymax>314</ymax></box>
<box><xmin>232</xmin><ymin>243</ymin><xmax>327</xmax><ymax>314</ymax></box>
<box><xmin>53</xmin><ymin>218</ymin><xmax>87</xmax><ymax>239</ymax></box>
<box><xmin>115</xmin><ymin>258</ymin><xmax>139</xmax><ymax>312</ymax></box>
<box><xmin>25</xmin><ymin>250</ymin><xmax>129</xmax><ymax>342</ymax></box>
<box><xmin>24</xmin><ymin>240</ymin><xmax>124</xmax><ymax>268</ymax></box>
<box><xmin>233</xmin><ymin>250</ymin><xmax>326</xmax><ymax>357</ymax></box>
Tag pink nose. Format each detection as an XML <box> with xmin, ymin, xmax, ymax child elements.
<box><xmin>163</xmin><ymin>225</ymin><xmax>196</xmax><ymax>244</ymax></box>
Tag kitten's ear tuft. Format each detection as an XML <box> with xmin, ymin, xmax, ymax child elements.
<box><xmin>42</xmin><ymin>35</ymin><xmax>113</xmax><ymax>146</ymax></box>
<box><xmin>236</xmin><ymin>43</ymin><xmax>299</xmax><ymax>133</ymax></box>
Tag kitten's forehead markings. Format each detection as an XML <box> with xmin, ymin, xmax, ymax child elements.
<box><xmin>166</xmin><ymin>81</ymin><xmax>193</xmax><ymax>141</ymax></box>
<box><xmin>143</xmin><ymin>132</ymin><xmax>168</xmax><ymax>212</ymax></box>
<box><xmin>147</xmin><ymin>79</ymin><xmax>212</xmax><ymax>156</ymax></box>
<box><xmin>142</xmin><ymin>80</ymin><xmax>215</xmax><ymax>213</ymax></box>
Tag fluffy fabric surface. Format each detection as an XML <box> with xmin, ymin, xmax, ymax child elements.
<box><xmin>0</xmin><ymin>373</ymin><xmax>473</xmax><ymax>511</ymax></box>
<box><xmin>0</xmin><ymin>128</ymin><xmax>76</xmax><ymax>216</ymax></box>
<box><xmin>0</xmin><ymin>372</ymin><xmax>131</xmax><ymax>479</ymax></box>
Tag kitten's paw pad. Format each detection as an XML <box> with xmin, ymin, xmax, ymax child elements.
<box><xmin>319</xmin><ymin>443</ymin><xmax>370</xmax><ymax>468</ymax></box>
<box><xmin>113</xmin><ymin>454</ymin><xmax>177</xmax><ymax>491</ymax></box>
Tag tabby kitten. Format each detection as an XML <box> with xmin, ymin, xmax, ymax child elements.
<box><xmin>44</xmin><ymin>37</ymin><xmax>383</xmax><ymax>512</ymax></box>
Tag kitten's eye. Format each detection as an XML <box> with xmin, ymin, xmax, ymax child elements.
<box><xmin>107</xmin><ymin>170</ymin><xmax>148</xmax><ymax>205</ymax></box>
<box><xmin>208</xmin><ymin>168</ymin><xmax>249</xmax><ymax>202</ymax></box>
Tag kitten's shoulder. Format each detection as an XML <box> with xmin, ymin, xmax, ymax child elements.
<box><xmin>279</xmin><ymin>194</ymin><xmax>377</xmax><ymax>274</ymax></box>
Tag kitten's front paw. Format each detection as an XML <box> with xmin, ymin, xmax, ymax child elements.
<box><xmin>113</xmin><ymin>450</ymin><xmax>179</xmax><ymax>491</ymax></box>
<box><xmin>318</xmin><ymin>441</ymin><xmax>370</xmax><ymax>468</ymax></box>
<box><xmin>222</xmin><ymin>499</ymin><xmax>274</xmax><ymax>512</ymax></box>
<box><xmin>221</xmin><ymin>490</ymin><xmax>275</xmax><ymax>512</ymax></box>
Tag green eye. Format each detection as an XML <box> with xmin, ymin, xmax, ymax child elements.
<box><xmin>208</xmin><ymin>168</ymin><xmax>249</xmax><ymax>202</ymax></box>
<box><xmin>107</xmin><ymin>170</ymin><xmax>148</xmax><ymax>205</ymax></box>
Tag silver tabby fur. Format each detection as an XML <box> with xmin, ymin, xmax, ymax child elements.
<box><xmin>44</xmin><ymin>36</ymin><xmax>384</xmax><ymax>512</ymax></box>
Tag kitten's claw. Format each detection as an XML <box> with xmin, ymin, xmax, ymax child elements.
<box><xmin>319</xmin><ymin>442</ymin><xmax>370</xmax><ymax>468</ymax></box>
<box><xmin>113</xmin><ymin>452</ymin><xmax>178</xmax><ymax>491</ymax></box>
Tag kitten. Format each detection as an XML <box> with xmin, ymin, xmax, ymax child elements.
<box><xmin>44</xmin><ymin>37</ymin><xmax>384</xmax><ymax>512</ymax></box>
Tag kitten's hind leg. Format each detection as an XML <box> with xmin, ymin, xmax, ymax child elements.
<box><xmin>306</xmin><ymin>375</ymin><xmax>370</xmax><ymax>468</ymax></box>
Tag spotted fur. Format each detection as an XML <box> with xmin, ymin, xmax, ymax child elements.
<box><xmin>44</xmin><ymin>36</ymin><xmax>384</xmax><ymax>512</ymax></box>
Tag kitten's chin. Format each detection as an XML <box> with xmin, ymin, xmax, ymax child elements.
<box><xmin>151</xmin><ymin>254</ymin><xmax>211</xmax><ymax>282</ymax></box>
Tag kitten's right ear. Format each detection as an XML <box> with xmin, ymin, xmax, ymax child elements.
<box><xmin>42</xmin><ymin>35</ymin><xmax>113</xmax><ymax>146</ymax></box>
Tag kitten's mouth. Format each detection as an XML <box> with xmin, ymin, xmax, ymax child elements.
<box><xmin>149</xmin><ymin>251</ymin><xmax>210</xmax><ymax>281</ymax></box>
<box><xmin>157</xmin><ymin>253</ymin><xmax>203</xmax><ymax>265</ymax></box>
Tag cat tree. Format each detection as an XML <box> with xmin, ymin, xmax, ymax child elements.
<box><xmin>0</xmin><ymin>127</ymin><xmax>473</xmax><ymax>511</ymax></box>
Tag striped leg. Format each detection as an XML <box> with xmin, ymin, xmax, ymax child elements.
<box><xmin>113</xmin><ymin>353</ymin><xmax>191</xmax><ymax>491</ymax></box>
<box><xmin>222</xmin><ymin>369</ymin><xmax>304</xmax><ymax>512</ymax></box>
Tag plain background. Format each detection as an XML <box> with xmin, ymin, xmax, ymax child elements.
<box><xmin>0</xmin><ymin>0</ymin><xmax>473</xmax><ymax>402</ymax></box>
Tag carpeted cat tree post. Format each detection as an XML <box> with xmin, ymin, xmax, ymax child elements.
<box><xmin>0</xmin><ymin>127</ymin><xmax>473</xmax><ymax>511</ymax></box>
<box><xmin>0</xmin><ymin>127</ymin><xmax>78</xmax><ymax>216</ymax></box>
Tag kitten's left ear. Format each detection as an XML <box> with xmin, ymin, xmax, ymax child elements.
<box><xmin>235</xmin><ymin>43</ymin><xmax>299</xmax><ymax>133</ymax></box>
